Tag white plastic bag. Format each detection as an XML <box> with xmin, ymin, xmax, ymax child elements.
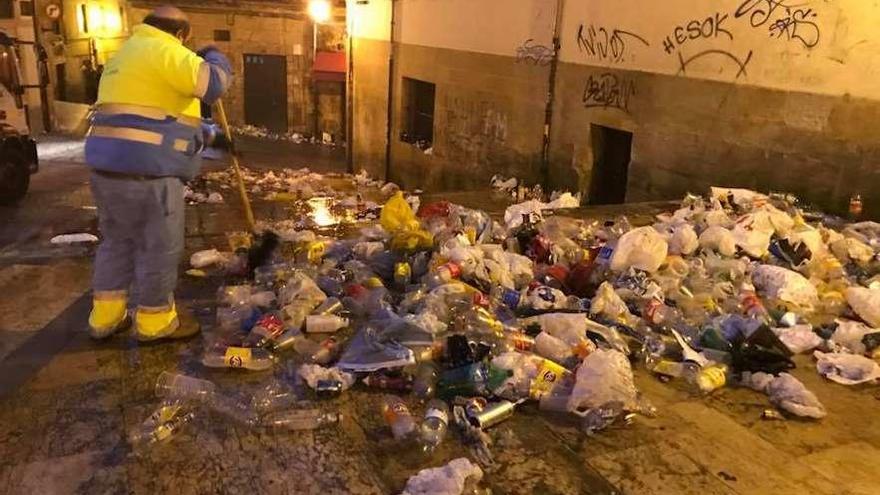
<box><xmin>773</xmin><ymin>325</ymin><xmax>823</xmax><ymax>354</ymax></box>
<box><xmin>814</xmin><ymin>351</ymin><xmax>880</xmax><ymax>385</ymax></box>
<box><xmin>751</xmin><ymin>265</ymin><xmax>819</xmax><ymax>307</ymax></box>
<box><xmin>845</xmin><ymin>287</ymin><xmax>880</xmax><ymax>328</ymax></box>
<box><xmin>830</xmin><ymin>319</ymin><xmax>876</xmax><ymax>355</ymax></box>
<box><xmin>50</xmin><ymin>233</ymin><xmax>99</xmax><ymax>244</ymax></box>
<box><xmin>667</xmin><ymin>223</ymin><xmax>699</xmax><ymax>256</ymax></box>
<box><xmin>699</xmin><ymin>226</ymin><xmax>737</xmax><ymax>257</ymax></box>
<box><xmin>401</xmin><ymin>457</ymin><xmax>483</xmax><ymax>495</ymax></box>
<box><xmin>567</xmin><ymin>349</ymin><xmax>638</xmax><ymax>413</ymax></box>
<box><xmin>298</xmin><ymin>364</ymin><xmax>356</xmax><ymax>391</ymax></box>
<box><xmin>742</xmin><ymin>372</ymin><xmax>826</xmax><ymax>419</ymax></box>
<box><xmin>830</xmin><ymin>237</ymin><xmax>874</xmax><ymax>266</ymax></box>
<box><xmin>610</xmin><ymin>226</ymin><xmax>668</xmax><ymax>273</ymax></box>
<box><xmin>190</xmin><ymin>249</ymin><xmax>226</xmax><ymax>268</ymax></box>
<box><xmin>732</xmin><ymin>219</ymin><xmax>773</xmax><ymax>258</ymax></box>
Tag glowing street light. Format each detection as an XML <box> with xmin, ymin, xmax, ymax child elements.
<box><xmin>308</xmin><ymin>0</ymin><xmax>332</xmax><ymax>24</ymax></box>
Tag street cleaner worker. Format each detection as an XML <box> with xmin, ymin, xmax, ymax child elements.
<box><xmin>85</xmin><ymin>5</ymin><xmax>232</xmax><ymax>341</ymax></box>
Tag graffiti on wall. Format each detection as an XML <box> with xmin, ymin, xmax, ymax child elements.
<box><xmin>576</xmin><ymin>23</ymin><xmax>650</xmax><ymax>63</ymax></box>
<box><xmin>515</xmin><ymin>39</ymin><xmax>554</xmax><ymax>66</ymax></box>
<box><xmin>677</xmin><ymin>49</ymin><xmax>753</xmax><ymax>79</ymax></box>
<box><xmin>661</xmin><ymin>13</ymin><xmax>734</xmax><ymax>54</ymax></box>
<box><xmin>735</xmin><ymin>0</ymin><xmax>821</xmax><ymax>49</ymax></box>
<box><xmin>582</xmin><ymin>72</ymin><xmax>636</xmax><ymax>113</ymax></box>
<box><xmin>444</xmin><ymin>95</ymin><xmax>509</xmax><ymax>163</ymax></box>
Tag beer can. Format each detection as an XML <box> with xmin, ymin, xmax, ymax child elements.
<box><xmin>467</xmin><ymin>400</ymin><xmax>515</xmax><ymax>429</ymax></box>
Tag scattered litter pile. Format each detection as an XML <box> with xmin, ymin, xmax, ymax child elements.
<box><xmin>139</xmin><ymin>173</ymin><xmax>880</xmax><ymax>493</ymax></box>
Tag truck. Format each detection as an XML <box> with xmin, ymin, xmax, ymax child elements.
<box><xmin>0</xmin><ymin>30</ymin><xmax>38</xmax><ymax>205</ymax></box>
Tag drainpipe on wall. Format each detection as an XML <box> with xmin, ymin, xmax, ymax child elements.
<box><xmin>540</xmin><ymin>0</ymin><xmax>565</xmax><ymax>189</ymax></box>
<box><xmin>383</xmin><ymin>0</ymin><xmax>396</xmax><ymax>182</ymax></box>
<box><xmin>346</xmin><ymin>20</ymin><xmax>354</xmax><ymax>173</ymax></box>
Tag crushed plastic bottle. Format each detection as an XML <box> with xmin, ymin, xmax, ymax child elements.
<box><xmin>263</xmin><ymin>409</ymin><xmax>342</xmax><ymax>431</ymax></box>
<box><xmin>418</xmin><ymin>399</ymin><xmax>449</xmax><ymax>451</ymax></box>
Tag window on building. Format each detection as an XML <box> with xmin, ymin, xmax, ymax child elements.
<box><xmin>214</xmin><ymin>29</ymin><xmax>231</xmax><ymax>42</ymax></box>
<box><xmin>19</xmin><ymin>1</ymin><xmax>33</xmax><ymax>17</ymax></box>
<box><xmin>0</xmin><ymin>0</ymin><xmax>14</xmax><ymax>19</ymax></box>
<box><xmin>401</xmin><ymin>77</ymin><xmax>435</xmax><ymax>150</ymax></box>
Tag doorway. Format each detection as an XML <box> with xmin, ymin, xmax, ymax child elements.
<box><xmin>589</xmin><ymin>124</ymin><xmax>632</xmax><ymax>205</ymax></box>
<box><xmin>243</xmin><ymin>54</ymin><xmax>288</xmax><ymax>133</ymax></box>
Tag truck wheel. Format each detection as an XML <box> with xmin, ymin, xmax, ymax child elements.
<box><xmin>0</xmin><ymin>149</ymin><xmax>30</xmax><ymax>206</ymax></box>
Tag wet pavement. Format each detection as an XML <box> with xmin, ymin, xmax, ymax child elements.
<box><xmin>0</xmin><ymin>136</ymin><xmax>879</xmax><ymax>494</ymax></box>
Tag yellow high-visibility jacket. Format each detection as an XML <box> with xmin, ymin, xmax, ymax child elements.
<box><xmin>85</xmin><ymin>23</ymin><xmax>232</xmax><ymax>179</ymax></box>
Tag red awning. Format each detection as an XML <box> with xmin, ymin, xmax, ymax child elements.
<box><xmin>313</xmin><ymin>51</ymin><xmax>346</xmax><ymax>82</ymax></box>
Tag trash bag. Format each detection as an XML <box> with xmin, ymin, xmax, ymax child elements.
<box><xmin>401</xmin><ymin>457</ymin><xmax>483</xmax><ymax>495</ymax></box>
<box><xmin>699</xmin><ymin>226</ymin><xmax>737</xmax><ymax>257</ymax></box>
<box><xmin>381</xmin><ymin>192</ymin><xmax>434</xmax><ymax>252</ymax></box>
<box><xmin>567</xmin><ymin>349</ymin><xmax>638</xmax><ymax>413</ymax></box>
<box><xmin>668</xmin><ymin>223</ymin><xmax>699</xmax><ymax>256</ymax></box>
<box><xmin>830</xmin><ymin>236</ymin><xmax>874</xmax><ymax>266</ymax></box>
<box><xmin>741</xmin><ymin>372</ymin><xmax>826</xmax><ymax>419</ymax></box>
<box><xmin>845</xmin><ymin>287</ymin><xmax>880</xmax><ymax>328</ymax></box>
<box><xmin>336</xmin><ymin>327</ymin><xmax>415</xmax><ymax>372</ymax></box>
<box><xmin>814</xmin><ymin>351</ymin><xmax>880</xmax><ymax>385</ymax></box>
<box><xmin>190</xmin><ymin>249</ymin><xmax>227</xmax><ymax>268</ymax></box>
<box><xmin>731</xmin><ymin>325</ymin><xmax>795</xmax><ymax>374</ymax></box>
<box><xmin>732</xmin><ymin>219</ymin><xmax>773</xmax><ymax>258</ymax></box>
<box><xmin>610</xmin><ymin>226</ymin><xmax>669</xmax><ymax>273</ymax></box>
<box><xmin>751</xmin><ymin>265</ymin><xmax>819</xmax><ymax>307</ymax></box>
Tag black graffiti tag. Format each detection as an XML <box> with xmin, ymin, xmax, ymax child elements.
<box><xmin>677</xmin><ymin>49</ymin><xmax>754</xmax><ymax>79</ymax></box>
<box><xmin>662</xmin><ymin>12</ymin><xmax>734</xmax><ymax>54</ymax></box>
<box><xmin>735</xmin><ymin>0</ymin><xmax>821</xmax><ymax>49</ymax></box>
<box><xmin>576</xmin><ymin>24</ymin><xmax>650</xmax><ymax>63</ymax></box>
<box><xmin>582</xmin><ymin>73</ymin><xmax>636</xmax><ymax>113</ymax></box>
<box><xmin>515</xmin><ymin>39</ymin><xmax>554</xmax><ymax>66</ymax></box>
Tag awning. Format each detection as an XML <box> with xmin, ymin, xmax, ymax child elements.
<box><xmin>313</xmin><ymin>51</ymin><xmax>346</xmax><ymax>82</ymax></box>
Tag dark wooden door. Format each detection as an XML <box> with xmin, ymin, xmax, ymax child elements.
<box><xmin>589</xmin><ymin>124</ymin><xmax>632</xmax><ymax>205</ymax></box>
<box><xmin>243</xmin><ymin>54</ymin><xmax>288</xmax><ymax>133</ymax></box>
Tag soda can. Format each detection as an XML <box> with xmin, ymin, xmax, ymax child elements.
<box><xmin>467</xmin><ymin>400</ymin><xmax>514</xmax><ymax>429</ymax></box>
<box><xmin>316</xmin><ymin>379</ymin><xmax>343</xmax><ymax>398</ymax></box>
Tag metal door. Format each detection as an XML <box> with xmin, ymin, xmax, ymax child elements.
<box><xmin>243</xmin><ymin>54</ymin><xmax>288</xmax><ymax>133</ymax></box>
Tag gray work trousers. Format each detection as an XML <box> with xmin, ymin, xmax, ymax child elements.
<box><xmin>90</xmin><ymin>172</ymin><xmax>184</xmax><ymax>308</ymax></box>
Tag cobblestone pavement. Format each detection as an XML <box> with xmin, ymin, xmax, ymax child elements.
<box><xmin>0</xmin><ymin>137</ymin><xmax>878</xmax><ymax>494</ymax></box>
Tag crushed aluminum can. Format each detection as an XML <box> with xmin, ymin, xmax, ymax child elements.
<box><xmin>467</xmin><ymin>400</ymin><xmax>515</xmax><ymax>429</ymax></box>
<box><xmin>316</xmin><ymin>379</ymin><xmax>343</xmax><ymax>398</ymax></box>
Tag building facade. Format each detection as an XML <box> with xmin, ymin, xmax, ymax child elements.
<box><xmin>348</xmin><ymin>0</ymin><xmax>880</xmax><ymax>217</ymax></box>
<box><xmin>129</xmin><ymin>0</ymin><xmax>346</xmax><ymax>139</ymax></box>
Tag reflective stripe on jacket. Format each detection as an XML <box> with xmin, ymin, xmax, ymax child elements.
<box><xmin>85</xmin><ymin>24</ymin><xmax>232</xmax><ymax>180</ymax></box>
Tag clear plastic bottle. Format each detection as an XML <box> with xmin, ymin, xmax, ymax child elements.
<box><xmin>202</xmin><ymin>346</ymin><xmax>276</xmax><ymax>371</ymax></box>
<box><xmin>534</xmin><ymin>332</ymin><xmax>575</xmax><ymax>365</ymax></box>
<box><xmin>424</xmin><ymin>262</ymin><xmax>462</xmax><ymax>288</ymax></box>
<box><xmin>129</xmin><ymin>408</ymin><xmax>196</xmax><ymax>446</ymax></box>
<box><xmin>263</xmin><ymin>409</ymin><xmax>342</xmax><ymax>431</ymax></box>
<box><xmin>412</xmin><ymin>362</ymin><xmax>440</xmax><ymax>400</ymax></box>
<box><xmin>381</xmin><ymin>395</ymin><xmax>416</xmax><ymax>440</ymax></box>
<box><xmin>419</xmin><ymin>399</ymin><xmax>449</xmax><ymax>451</ymax></box>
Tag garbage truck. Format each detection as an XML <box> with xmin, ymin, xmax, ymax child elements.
<box><xmin>0</xmin><ymin>31</ymin><xmax>38</xmax><ymax>205</ymax></box>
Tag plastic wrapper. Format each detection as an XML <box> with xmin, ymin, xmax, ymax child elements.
<box><xmin>844</xmin><ymin>287</ymin><xmax>880</xmax><ymax>328</ymax></box>
<box><xmin>609</xmin><ymin>226</ymin><xmax>668</xmax><ymax>273</ymax></box>
<box><xmin>751</xmin><ymin>264</ymin><xmax>819</xmax><ymax>307</ymax></box>
<box><xmin>830</xmin><ymin>236</ymin><xmax>874</xmax><ymax>266</ymax></box>
<box><xmin>401</xmin><ymin>457</ymin><xmax>483</xmax><ymax>495</ymax></box>
<box><xmin>567</xmin><ymin>349</ymin><xmax>638</xmax><ymax>413</ymax></box>
<box><xmin>298</xmin><ymin>364</ymin><xmax>356</xmax><ymax>391</ymax></box>
<box><xmin>590</xmin><ymin>282</ymin><xmax>635</xmax><ymax>324</ymax></box>
<box><xmin>741</xmin><ymin>372</ymin><xmax>826</xmax><ymax>419</ymax></box>
<box><xmin>732</xmin><ymin>219</ymin><xmax>772</xmax><ymax>258</ymax></box>
<box><xmin>814</xmin><ymin>351</ymin><xmax>880</xmax><ymax>385</ymax></box>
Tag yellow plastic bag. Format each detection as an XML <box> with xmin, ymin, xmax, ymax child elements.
<box><xmin>381</xmin><ymin>192</ymin><xmax>433</xmax><ymax>251</ymax></box>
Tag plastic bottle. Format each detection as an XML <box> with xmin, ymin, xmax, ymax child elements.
<box><xmin>739</xmin><ymin>291</ymin><xmax>771</xmax><ymax>324</ymax></box>
<box><xmin>130</xmin><ymin>409</ymin><xmax>196</xmax><ymax>446</ymax></box>
<box><xmin>424</xmin><ymin>262</ymin><xmax>462</xmax><ymax>288</ymax></box>
<box><xmin>382</xmin><ymin>395</ymin><xmax>416</xmax><ymax>440</ymax></box>
<box><xmin>534</xmin><ymin>332</ymin><xmax>575</xmax><ymax>365</ymax></box>
<box><xmin>263</xmin><ymin>409</ymin><xmax>342</xmax><ymax>431</ymax></box>
<box><xmin>363</xmin><ymin>373</ymin><xmax>414</xmax><ymax>392</ymax></box>
<box><xmin>202</xmin><ymin>346</ymin><xmax>276</xmax><ymax>371</ymax></box>
<box><xmin>245</xmin><ymin>313</ymin><xmax>287</xmax><ymax>348</ymax></box>
<box><xmin>412</xmin><ymin>362</ymin><xmax>440</xmax><ymax>400</ymax></box>
<box><xmin>641</xmin><ymin>298</ymin><xmax>701</xmax><ymax>344</ymax></box>
<box><xmin>293</xmin><ymin>336</ymin><xmax>339</xmax><ymax>365</ymax></box>
<box><xmin>305</xmin><ymin>314</ymin><xmax>349</xmax><ymax>333</ymax></box>
<box><xmin>419</xmin><ymin>399</ymin><xmax>449</xmax><ymax>451</ymax></box>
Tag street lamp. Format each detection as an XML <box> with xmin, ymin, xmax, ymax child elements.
<box><xmin>307</xmin><ymin>0</ymin><xmax>331</xmax><ymax>24</ymax></box>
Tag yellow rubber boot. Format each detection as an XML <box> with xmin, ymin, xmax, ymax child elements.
<box><xmin>135</xmin><ymin>303</ymin><xmax>180</xmax><ymax>341</ymax></box>
<box><xmin>89</xmin><ymin>292</ymin><xmax>130</xmax><ymax>339</ymax></box>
